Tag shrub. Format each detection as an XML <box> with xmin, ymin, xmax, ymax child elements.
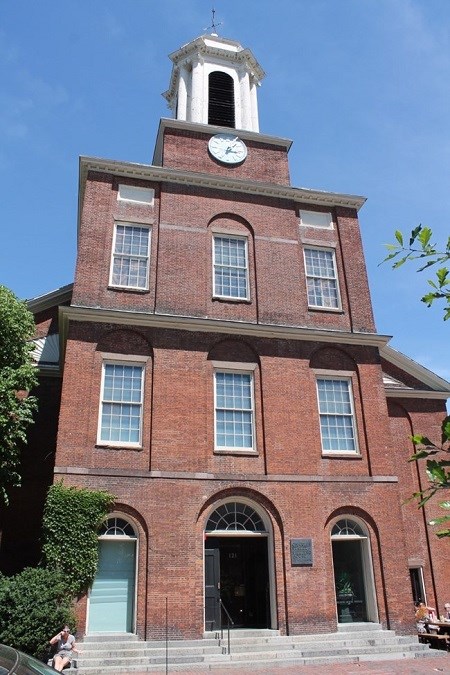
<box><xmin>0</xmin><ymin>567</ymin><xmax>75</xmax><ymax>660</ymax></box>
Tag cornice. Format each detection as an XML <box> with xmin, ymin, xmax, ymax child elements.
<box><xmin>59</xmin><ymin>304</ymin><xmax>389</xmax><ymax>349</ymax></box>
<box><xmin>78</xmin><ymin>154</ymin><xmax>366</xmax><ymax>236</ymax></box>
<box><xmin>54</xmin><ymin>466</ymin><xmax>398</xmax><ymax>484</ymax></box>
<box><xmin>27</xmin><ymin>283</ymin><xmax>73</xmax><ymax>314</ymax></box>
<box><xmin>385</xmin><ymin>388</ymin><xmax>449</xmax><ymax>400</ymax></box>
<box><xmin>380</xmin><ymin>345</ymin><xmax>450</xmax><ymax>394</ymax></box>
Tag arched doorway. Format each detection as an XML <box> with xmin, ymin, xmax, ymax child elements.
<box><xmin>88</xmin><ymin>516</ymin><xmax>138</xmax><ymax>633</ymax></box>
<box><xmin>331</xmin><ymin>517</ymin><xmax>378</xmax><ymax>623</ymax></box>
<box><xmin>204</xmin><ymin>500</ymin><xmax>273</xmax><ymax>631</ymax></box>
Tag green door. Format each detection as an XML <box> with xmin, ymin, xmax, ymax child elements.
<box><xmin>89</xmin><ymin>539</ymin><xmax>136</xmax><ymax>632</ymax></box>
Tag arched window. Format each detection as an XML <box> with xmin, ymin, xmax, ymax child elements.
<box><xmin>331</xmin><ymin>518</ymin><xmax>366</xmax><ymax>538</ymax></box>
<box><xmin>99</xmin><ymin>516</ymin><xmax>136</xmax><ymax>538</ymax></box>
<box><xmin>206</xmin><ymin>502</ymin><xmax>266</xmax><ymax>532</ymax></box>
<box><xmin>208</xmin><ymin>71</ymin><xmax>235</xmax><ymax>127</ymax></box>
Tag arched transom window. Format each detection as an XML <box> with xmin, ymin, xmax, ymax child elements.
<box><xmin>206</xmin><ymin>502</ymin><xmax>266</xmax><ymax>532</ymax></box>
<box><xmin>99</xmin><ymin>516</ymin><xmax>136</xmax><ymax>538</ymax></box>
<box><xmin>331</xmin><ymin>518</ymin><xmax>366</xmax><ymax>538</ymax></box>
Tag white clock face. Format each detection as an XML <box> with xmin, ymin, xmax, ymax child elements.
<box><xmin>208</xmin><ymin>133</ymin><xmax>247</xmax><ymax>164</ymax></box>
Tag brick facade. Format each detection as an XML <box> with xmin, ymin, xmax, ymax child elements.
<box><xmin>8</xmin><ymin>34</ymin><xmax>448</xmax><ymax>642</ymax></box>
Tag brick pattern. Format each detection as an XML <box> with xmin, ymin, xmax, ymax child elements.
<box><xmin>16</xmin><ymin>125</ymin><xmax>446</xmax><ymax>643</ymax></box>
<box><xmin>73</xmin><ymin>168</ymin><xmax>375</xmax><ymax>334</ymax></box>
<box><xmin>161</xmin><ymin>127</ymin><xmax>291</xmax><ymax>185</ymax></box>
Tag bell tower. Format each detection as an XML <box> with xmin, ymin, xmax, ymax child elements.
<box><xmin>163</xmin><ymin>34</ymin><xmax>264</xmax><ymax>132</ymax></box>
<box><xmin>154</xmin><ymin>33</ymin><xmax>291</xmax><ymax>184</ymax></box>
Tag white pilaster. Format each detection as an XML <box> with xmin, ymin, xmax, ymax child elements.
<box><xmin>176</xmin><ymin>65</ymin><xmax>189</xmax><ymax>121</ymax></box>
<box><xmin>240</xmin><ymin>70</ymin><xmax>252</xmax><ymax>131</ymax></box>
<box><xmin>190</xmin><ymin>58</ymin><xmax>204</xmax><ymax>124</ymax></box>
<box><xmin>250</xmin><ymin>78</ymin><xmax>260</xmax><ymax>133</ymax></box>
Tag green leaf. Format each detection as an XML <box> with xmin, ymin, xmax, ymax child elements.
<box><xmin>438</xmin><ymin>500</ymin><xmax>450</xmax><ymax>510</ymax></box>
<box><xmin>442</xmin><ymin>416</ymin><xmax>450</xmax><ymax>443</ymax></box>
<box><xmin>418</xmin><ymin>226</ymin><xmax>433</xmax><ymax>248</ymax></box>
<box><xmin>409</xmin><ymin>225</ymin><xmax>422</xmax><ymax>246</ymax></box>
<box><xmin>395</xmin><ymin>230</ymin><xmax>404</xmax><ymax>246</ymax></box>
<box><xmin>426</xmin><ymin>461</ymin><xmax>448</xmax><ymax>484</ymax></box>
<box><xmin>411</xmin><ymin>434</ymin><xmax>435</xmax><ymax>447</ymax></box>
<box><xmin>409</xmin><ymin>449</ymin><xmax>431</xmax><ymax>461</ymax></box>
<box><xmin>436</xmin><ymin>267</ymin><xmax>449</xmax><ymax>285</ymax></box>
<box><xmin>392</xmin><ymin>256</ymin><xmax>409</xmax><ymax>269</ymax></box>
<box><xmin>436</xmin><ymin>528</ymin><xmax>450</xmax><ymax>538</ymax></box>
<box><xmin>428</xmin><ymin>515</ymin><xmax>450</xmax><ymax>526</ymax></box>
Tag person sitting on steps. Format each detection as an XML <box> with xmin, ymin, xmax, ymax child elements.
<box><xmin>49</xmin><ymin>625</ymin><xmax>77</xmax><ymax>671</ymax></box>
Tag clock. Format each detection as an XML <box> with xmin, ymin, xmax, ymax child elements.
<box><xmin>208</xmin><ymin>133</ymin><xmax>247</xmax><ymax>164</ymax></box>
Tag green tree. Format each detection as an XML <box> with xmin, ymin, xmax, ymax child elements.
<box><xmin>383</xmin><ymin>226</ymin><xmax>450</xmax><ymax>537</ymax></box>
<box><xmin>0</xmin><ymin>285</ymin><xmax>38</xmax><ymax>505</ymax></box>
<box><xmin>383</xmin><ymin>225</ymin><xmax>450</xmax><ymax>320</ymax></box>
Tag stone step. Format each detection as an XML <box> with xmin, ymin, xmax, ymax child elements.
<box><xmin>73</xmin><ymin>628</ymin><xmax>439</xmax><ymax>674</ymax></box>
<box><xmin>78</xmin><ymin>635</ymin><xmax>421</xmax><ymax>660</ymax></box>
<box><xmin>75</xmin><ymin>648</ymin><xmax>442</xmax><ymax>675</ymax></box>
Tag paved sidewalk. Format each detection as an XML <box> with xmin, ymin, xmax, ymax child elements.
<box><xmin>117</xmin><ymin>653</ymin><xmax>450</xmax><ymax>674</ymax></box>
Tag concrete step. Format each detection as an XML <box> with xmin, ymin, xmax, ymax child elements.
<box><xmin>73</xmin><ymin>628</ymin><xmax>440</xmax><ymax>674</ymax></box>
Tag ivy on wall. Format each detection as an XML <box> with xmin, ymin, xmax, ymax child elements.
<box><xmin>42</xmin><ymin>482</ymin><xmax>115</xmax><ymax>596</ymax></box>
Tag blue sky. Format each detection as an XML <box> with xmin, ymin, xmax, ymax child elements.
<box><xmin>1</xmin><ymin>0</ymin><xmax>449</xmax><ymax>382</ymax></box>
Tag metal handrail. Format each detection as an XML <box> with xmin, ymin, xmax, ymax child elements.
<box><xmin>219</xmin><ymin>598</ymin><xmax>234</xmax><ymax>655</ymax></box>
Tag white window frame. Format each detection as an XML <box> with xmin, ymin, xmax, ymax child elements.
<box><xmin>315</xmin><ymin>375</ymin><xmax>359</xmax><ymax>455</ymax></box>
<box><xmin>109</xmin><ymin>222</ymin><xmax>151</xmax><ymax>290</ymax></box>
<box><xmin>213</xmin><ymin>364</ymin><xmax>256</xmax><ymax>454</ymax></box>
<box><xmin>97</xmin><ymin>359</ymin><xmax>146</xmax><ymax>448</ymax></box>
<box><xmin>300</xmin><ymin>210</ymin><xmax>333</xmax><ymax>229</ymax></box>
<box><xmin>117</xmin><ymin>184</ymin><xmax>154</xmax><ymax>206</ymax></box>
<box><xmin>304</xmin><ymin>246</ymin><xmax>341</xmax><ymax>310</ymax></box>
<box><xmin>212</xmin><ymin>234</ymin><xmax>250</xmax><ymax>301</ymax></box>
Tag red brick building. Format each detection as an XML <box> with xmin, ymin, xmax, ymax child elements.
<box><xmin>6</xmin><ymin>33</ymin><xmax>449</xmax><ymax>639</ymax></box>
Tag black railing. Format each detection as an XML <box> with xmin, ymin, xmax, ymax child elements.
<box><xmin>219</xmin><ymin>598</ymin><xmax>234</xmax><ymax>655</ymax></box>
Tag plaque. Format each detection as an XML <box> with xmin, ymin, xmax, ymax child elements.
<box><xmin>291</xmin><ymin>538</ymin><xmax>313</xmax><ymax>566</ymax></box>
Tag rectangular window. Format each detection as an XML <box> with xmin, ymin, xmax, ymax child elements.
<box><xmin>98</xmin><ymin>363</ymin><xmax>144</xmax><ymax>446</ymax></box>
<box><xmin>110</xmin><ymin>223</ymin><xmax>150</xmax><ymax>289</ymax></box>
<box><xmin>316</xmin><ymin>378</ymin><xmax>357</xmax><ymax>453</ymax></box>
<box><xmin>213</xmin><ymin>235</ymin><xmax>249</xmax><ymax>299</ymax></box>
<box><xmin>304</xmin><ymin>247</ymin><xmax>340</xmax><ymax>309</ymax></box>
<box><xmin>118</xmin><ymin>184</ymin><xmax>154</xmax><ymax>205</ymax></box>
<box><xmin>214</xmin><ymin>371</ymin><xmax>254</xmax><ymax>451</ymax></box>
<box><xmin>300</xmin><ymin>210</ymin><xmax>333</xmax><ymax>229</ymax></box>
<box><xmin>409</xmin><ymin>567</ymin><xmax>426</xmax><ymax>605</ymax></box>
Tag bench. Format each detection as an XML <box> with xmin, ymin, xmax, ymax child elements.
<box><xmin>418</xmin><ymin>633</ymin><xmax>450</xmax><ymax>651</ymax></box>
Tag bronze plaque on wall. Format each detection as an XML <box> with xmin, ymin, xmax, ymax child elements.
<box><xmin>291</xmin><ymin>538</ymin><xmax>313</xmax><ymax>566</ymax></box>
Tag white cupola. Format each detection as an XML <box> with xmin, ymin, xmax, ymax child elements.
<box><xmin>163</xmin><ymin>34</ymin><xmax>265</xmax><ymax>132</ymax></box>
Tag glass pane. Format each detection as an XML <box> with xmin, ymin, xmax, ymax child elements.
<box><xmin>214</xmin><ymin>236</ymin><xmax>248</xmax><ymax>298</ymax></box>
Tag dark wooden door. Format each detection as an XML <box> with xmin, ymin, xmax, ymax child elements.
<box><xmin>205</xmin><ymin>548</ymin><xmax>221</xmax><ymax>631</ymax></box>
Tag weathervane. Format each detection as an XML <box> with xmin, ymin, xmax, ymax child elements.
<box><xmin>204</xmin><ymin>7</ymin><xmax>222</xmax><ymax>36</ymax></box>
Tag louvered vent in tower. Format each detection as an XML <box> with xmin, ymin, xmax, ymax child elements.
<box><xmin>208</xmin><ymin>71</ymin><xmax>235</xmax><ymax>128</ymax></box>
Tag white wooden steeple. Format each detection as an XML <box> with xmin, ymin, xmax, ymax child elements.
<box><xmin>163</xmin><ymin>34</ymin><xmax>265</xmax><ymax>132</ymax></box>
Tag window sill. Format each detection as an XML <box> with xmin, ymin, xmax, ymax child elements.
<box><xmin>322</xmin><ymin>452</ymin><xmax>362</xmax><ymax>459</ymax></box>
<box><xmin>214</xmin><ymin>449</ymin><xmax>258</xmax><ymax>456</ymax></box>
<box><xmin>95</xmin><ymin>443</ymin><xmax>143</xmax><ymax>451</ymax></box>
<box><xmin>308</xmin><ymin>306</ymin><xmax>344</xmax><ymax>314</ymax></box>
<box><xmin>212</xmin><ymin>296</ymin><xmax>251</xmax><ymax>304</ymax></box>
<box><xmin>107</xmin><ymin>285</ymin><xmax>149</xmax><ymax>294</ymax></box>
